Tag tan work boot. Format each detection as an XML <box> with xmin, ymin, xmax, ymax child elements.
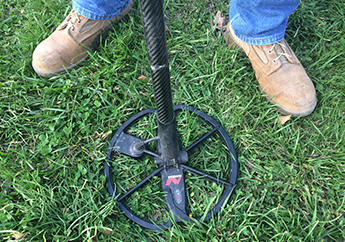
<box><xmin>32</xmin><ymin>1</ymin><xmax>132</xmax><ymax>77</ymax></box>
<box><xmin>224</xmin><ymin>22</ymin><xmax>317</xmax><ymax>117</ymax></box>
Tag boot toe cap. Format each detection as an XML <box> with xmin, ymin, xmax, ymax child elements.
<box><xmin>32</xmin><ymin>40</ymin><xmax>68</xmax><ymax>77</ymax></box>
<box><xmin>271</xmin><ymin>79</ymin><xmax>317</xmax><ymax>117</ymax></box>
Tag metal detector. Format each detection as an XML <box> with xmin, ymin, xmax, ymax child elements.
<box><xmin>104</xmin><ymin>0</ymin><xmax>238</xmax><ymax>230</ymax></box>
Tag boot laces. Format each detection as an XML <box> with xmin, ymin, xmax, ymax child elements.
<box><xmin>59</xmin><ymin>10</ymin><xmax>81</xmax><ymax>31</ymax></box>
<box><xmin>268</xmin><ymin>42</ymin><xmax>292</xmax><ymax>63</ymax></box>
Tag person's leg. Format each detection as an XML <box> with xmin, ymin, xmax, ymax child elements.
<box><xmin>225</xmin><ymin>0</ymin><xmax>317</xmax><ymax>117</ymax></box>
<box><xmin>230</xmin><ymin>0</ymin><xmax>299</xmax><ymax>45</ymax></box>
<box><xmin>32</xmin><ymin>0</ymin><xmax>131</xmax><ymax>77</ymax></box>
<box><xmin>73</xmin><ymin>0</ymin><xmax>130</xmax><ymax>20</ymax></box>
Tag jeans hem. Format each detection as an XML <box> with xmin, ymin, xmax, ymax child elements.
<box><xmin>230</xmin><ymin>14</ymin><xmax>286</xmax><ymax>46</ymax></box>
<box><xmin>72</xmin><ymin>0</ymin><xmax>130</xmax><ymax>20</ymax></box>
<box><xmin>236</xmin><ymin>31</ymin><xmax>285</xmax><ymax>46</ymax></box>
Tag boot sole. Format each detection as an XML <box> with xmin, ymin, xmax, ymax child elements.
<box><xmin>258</xmin><ymin>86</ymin><xmax>317</xmax><ymax>117</ymax></box>
<box><xmin>33</xmin><ymin>0</ymin><xmax>133</xmax><ymax>77</ymax></box>
<box><xmin>272</xmin><ymin>97</ymin><xmax>317</xmax><ymax>117</ymax></box>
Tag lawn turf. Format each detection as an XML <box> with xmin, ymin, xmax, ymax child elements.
<box><xmin>0</xmin><ymin>0</ymin><xmax>344</xmax><ymax>241</ymax></box>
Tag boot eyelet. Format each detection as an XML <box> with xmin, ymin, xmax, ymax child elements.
<box><xmin>268</xmin><ymin>50</ymin><xmax>273</xmax><ymax>54</ymax></box>
<box><xmin>272</xmin><ymin>59</ymin><xmax>277</xmax><ymax>63</ymax></box>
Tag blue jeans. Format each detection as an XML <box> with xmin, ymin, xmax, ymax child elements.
<box><xmin>230</xmin><ymin>0</ymin><xmax>299</xmax><ymax>45</ymax></box>
<box><xmin>73</xmin><ymin>0</ymin><xmax>299</xmax><ymax>45</ymax></box>
<box><xmin>73</xmin><ymin>0</ymin><xmax>131</xmax><ymax>20</ymax></box>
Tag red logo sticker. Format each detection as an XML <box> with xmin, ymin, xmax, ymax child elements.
<box><xmin>165</xmin><ymin>175</ymin><xmax>182</xmax><ymax>186</ymax></box>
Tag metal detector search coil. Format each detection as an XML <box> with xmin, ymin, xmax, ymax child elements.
<box><xmin>104</xmin><ymin>0</ymin><xmax>238</xmax><ymax>230</ymax></box>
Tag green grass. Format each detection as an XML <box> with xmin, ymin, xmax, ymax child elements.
<box><xmin>1</xmin><ymin>0</ymin><xmax>345</xmax><ymax>241</ymax></box>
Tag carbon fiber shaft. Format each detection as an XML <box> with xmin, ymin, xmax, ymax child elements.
<box><xmin>139</xmin><ymin>0</ymin><xmax>174</xmax><ymax>124</ymax></box>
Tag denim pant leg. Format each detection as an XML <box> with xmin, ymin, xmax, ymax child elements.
<box><xmin>230</xmin><ymin>0</ymin><xmax>299</xmax><ymax>45</ymax></box>
<box><xmin>73</xmin><ymin>0</ymin><xmax>130</xmax><ymax>20</ymax></box>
